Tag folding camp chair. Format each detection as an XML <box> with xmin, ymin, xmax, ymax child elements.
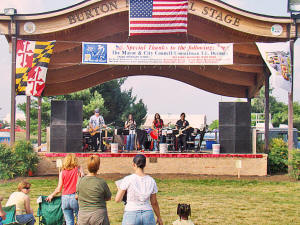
<box><xmin>37</xmin><ymin>196</ymin><xmax>64</xmax><ymax>225</ymax></box>
<box><xmin>2</xmin><ymin>205</ymin><xmax>20</xmax><ymax>225</ymax></box>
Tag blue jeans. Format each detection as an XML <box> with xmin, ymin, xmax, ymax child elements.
<box><xmin>16</xmin><ymin>214</ymin><xmax>35</xmax><ymax>225</ymax></box>
<box><xmin>126</xmin><ymin>134</ymin><xmax>135</xmax><ymax>151</ymax></box>
<box><xmin>154</xmin><ymin>136</ymin><xmax>166</xmax><ymax>151</ymax></box>
<box><xmin>61</xmin><ymin>194</ymin><xmax>79</xmax><ymax>225</ymax></box>
<box><xmin>122</xmin><ymin>210</ymin><xmax>155</xmax><ymax>225</ymax></box>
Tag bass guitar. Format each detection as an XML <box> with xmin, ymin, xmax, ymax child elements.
<box><xmin>175</xmin><ymin>126</ymin><xmax>191</xmax><ymax>138</ymax></box>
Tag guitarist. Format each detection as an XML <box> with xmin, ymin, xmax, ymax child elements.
<box><xmin>175</xmin><ymin>113</ymin><xmax>190</xmax><ymax>152</ymax></box>
<box><xmin>89</xmin><ymin>108</ymin><xmax>106</xmax><ymax>152</ymax></box>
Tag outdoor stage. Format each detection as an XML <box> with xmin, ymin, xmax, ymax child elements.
<box><xmin>37</xmin><ymin>152</ymin><xmax>267</xmax><ymax>177</ymax></box>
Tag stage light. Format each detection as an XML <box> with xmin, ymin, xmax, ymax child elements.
<box><xmin>288</xmin><ymin>0</ymin><xmax>300</xmax><ymax>12</ymax></box>
<box><xmin>4</xmin><ymin>8</ymin><xmax>17</xmax><ymax>16</ymax></box>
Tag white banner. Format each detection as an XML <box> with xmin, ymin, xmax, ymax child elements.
<box><xmin>256</xmin><ymin>42</ymin><xmax>292</xmax><ymax>93</ymax></box>
<box><xmin>82</xmin><ymin>43</ymin><xmax>233</xmax><ymax>65</ymax></box>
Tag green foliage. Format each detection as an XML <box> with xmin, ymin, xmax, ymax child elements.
<box><xmin>18</xmin><ymin>97</ymin><xmax>51</xmax><ymax>139</ymax></box>
<box><xmin>0</xmin><ymin>144</ymin><xmax>17</xmax><ymax>179</ymax></box>
<box><xmin>90</xmin><ymin>79</ymin><xmax>147</xmax><ymax>127</ymax></box>
<box><xmin>0</xmin><ymin>141</ymin><xmax>39</xmax><ymax>179</ymax></box>
<box><xmin>16</xmin><ymin>119</ymin><xmax>26</xmax><ymax>129</ymax></box>
<box><xmin>17</xmin><ymin>79</ymin><xmax>148</xmax><ymax>137</ymax></box>
<box><xmin>13</xmin><ymin>140</ymin><xmax>39</xmax><ymax>176</ymax></box>
<box><xmin>251</xmin><ymin>88</ymin><xmax>300</xmax><ymax>130</ymax></box>
<box><xmin>268</xmin><ymin>138</ymin><xmax>288</xmax><ymax>174</ymax></box>
<box><xmin>289</xmin><ymin>149</ymin><xmax>300</xmax><ymax>180</ymax></box>
<box><xmin>209</xmin><ymin>119</ymin><xmax>219</xmax><ymax>130</ymax></box>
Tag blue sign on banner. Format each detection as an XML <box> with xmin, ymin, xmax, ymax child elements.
<box><xmin>82</xmin><ymin>43</ymin><xmax>107</xmax><ymax>64</ymax></box>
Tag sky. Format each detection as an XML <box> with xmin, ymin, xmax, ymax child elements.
<box><xmin>0</xmin><ymin>0</ymin><xmax>299</xmax><ymax>124</ymax></box>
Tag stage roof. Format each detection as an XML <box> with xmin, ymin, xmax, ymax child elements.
<box><xmin>0</xmin><ymin>0</ymin><xmax>299</xmax><ymax>98</ymax></box>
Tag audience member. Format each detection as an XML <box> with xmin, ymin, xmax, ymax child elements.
<box><xmin>46</xmin><ymin>153</ymin><xmax>83</xmax><ymax>225</ymax></box>
<box><xmin>115</xmin><ymin>154</ymin><xmax>163</xmax><ymax>225</ymax></box>
<box><xmin>77</xmin><ymin>155</ymin><xmax>111</xmax><ymax>225</ymax></box>
<box><xmin>6</xmin><ymin>181</ymin><xmax>35</xmax><ymax>225</ymax></box>
<box><xmin>172</xmin><ymin>204</ymin><xmax>194</xmax><ymax>225</ymax></box>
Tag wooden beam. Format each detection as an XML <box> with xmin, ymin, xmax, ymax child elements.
<box><xmin>264</xmin><ymin>69</ymin><xmax>270</xmax><ymax>153</ymax></box>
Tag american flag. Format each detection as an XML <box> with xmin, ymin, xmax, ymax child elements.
<box><xmin>129</xmin><ymin>0</ymin><xmax>188</xmax><ymax>36</ymax></box>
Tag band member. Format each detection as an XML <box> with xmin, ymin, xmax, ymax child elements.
<box><xmin>151</xmin><ymin>113</ymin><xmax>165</xmax><ymax>151</ymax></box>
<box><xmin>89</xmin><ymin>108</ymin><xmax>106</xmax><ymax>152</ymax></box>
<box><xmin>175</xmin><ymin>113</ymin><xmax>190</xmax><ymax>152</ymax></box>
<box><xmin>124</xmin><ymin>114</ymin><xmax>136</xmax><ymax>151</ymax></box>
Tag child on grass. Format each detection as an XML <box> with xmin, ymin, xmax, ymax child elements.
<box><xmin>172</xmin><ymin>203</ymin><xmax>194</xmax><ymax>225</ymax></box>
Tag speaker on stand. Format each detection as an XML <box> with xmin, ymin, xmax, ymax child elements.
<box><xmin>219</xmin><ymin>102</ymin><xmax>251</xmax><ymax>153</ymax></box>
<box><xmin>50</xmin><ymin>100</ymin><xmax>83</xmax><ymax>152</ymax></box>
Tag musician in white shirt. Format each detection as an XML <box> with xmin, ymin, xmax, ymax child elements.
<box><xmin>89</xmin><ymin>108</ymin><xmax>106</xmax><ymax>152</ymax></box>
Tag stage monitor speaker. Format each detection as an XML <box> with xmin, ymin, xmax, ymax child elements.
<box><xmin>50</xmin><ymin>100</ymin><xmax>83</xmax><ymax>152</ymax></box>
<box><xmin>219</xmin><ymin>102</ymin><xmax>251</xmax><ymax>154</ymax></box>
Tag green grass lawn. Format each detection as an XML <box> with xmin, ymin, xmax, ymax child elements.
<box><xmin>1</xmin><ymin>177</ymin><xmax>300</xmax><ymax>225</ymax></box>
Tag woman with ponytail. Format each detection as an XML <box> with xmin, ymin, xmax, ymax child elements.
<box><xmin>115</xmin><ymin>154</ymin><xmax>163</xmax><ymax>225</ymax></box>
<box><xmin>46</xmin><ymin>153</ymin><xmax>83</xmax><ymax>225</ymax></box>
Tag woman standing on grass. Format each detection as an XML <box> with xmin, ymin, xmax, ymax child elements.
<box><xmin>115</xmin><ymin>154</ymin><xmax>163</xmax><ymax>225</ymax></box>
<box><xmin>5</xmin><ymin>181</ymin><xmax>35</xmax><ymax>225</ymax></box>
<box><xmin>46</xmin><ymin>153</ymin><xmax>84</xmax><ymax>225</ymax></box>
<box><xmin>76</xmin><ymin>155</ymin><xmax>111</xmax><ymax>225</ymax></box>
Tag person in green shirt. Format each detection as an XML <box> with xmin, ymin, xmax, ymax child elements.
<box><xmin>76</xmin><ymin>155</ymin><xmax>111</xmax><ymax>225</ymax></box>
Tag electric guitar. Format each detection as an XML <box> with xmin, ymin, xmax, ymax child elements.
<box><xmin>89</xmin><ymin>121</ymin><xmax>114</xmax><ymax>136</ymax></box>
<box><xmin>89</xmin><ymin>126</ymin><xmax>100</xmax><ymax>136</ymax></box>
<box><xmin>175</xmin><ymin>126</ymin><xmax>191</xmax><ymax>138</ymax></box>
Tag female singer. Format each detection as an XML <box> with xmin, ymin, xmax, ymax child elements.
<box><xmin>151</xmin><ymin>113</ymin><xmax>165</xmax><ymax>151</ymax></box>
<box><xmin>124</xmin><ymin>114</ymin><xmax>136</xmax><ymax>151</ymax></box>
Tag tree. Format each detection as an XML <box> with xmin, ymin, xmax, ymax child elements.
<box><xmin>17</xmin><ymin>79</ymin><xmax>147</xmax><ymax>139</ymax></box>
<box><xmin>251</xmin><ymin>88</ymin><xmax>300</xmax><ymax>130</ymax></box>
<box><xmin>90</xmin><ymin>79</ymin><xmax>147</xmax><ymax>127</ymax></box>
<box><xmin>209</xmin><ymin>119</ymin><xmax>219</xmax><ymax>130</ymax></box>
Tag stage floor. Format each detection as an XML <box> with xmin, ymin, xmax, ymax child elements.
<box><xmin>37</xmin><ymin>151</ymin><xmax>267</xmax><ymax>176</ymax></box>
<box><xmin>45</xmin><ymin>151</ymin><xmax>264</xmax><ymax>158</ymax></box>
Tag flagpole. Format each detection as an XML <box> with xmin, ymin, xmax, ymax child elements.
<box><xmin>26</xmin><ymin>96</ymin><xmax>30</xmax><ymax>141</ymax></box>
<box><xmin>37</xmin><ymin>96</ymin><xmax>42</xmax><ymax>147</ymax></box>
<box><xmin>6</xmin><ymin>9</ymin><xmax>18</xmax><ymax>146</ymax></box>
<box><xmin>288</xmin><ymin>37</ymin><xmax>295</xmax><ymax>174</ymax></box>
<box><xmin>264</xmin><ymin>68</ymin><xmax>270</xmax><ymax>153</ymax></box>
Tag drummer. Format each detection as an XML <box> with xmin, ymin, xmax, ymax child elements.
<box><xmin>151</xmin><ymin>113</ymin><xmax>166</xmax><ymax>151</ymax></box>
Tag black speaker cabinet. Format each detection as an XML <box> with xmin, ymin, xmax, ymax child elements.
<box><xmin>219</xmin><ymin>102</ymin><xmax>251</xmax><ymax>153</ymax></box>
<box><xmin>50</xmin><ymin>100</ymin><xmax>83</xmax><ymax>152</ymax></box>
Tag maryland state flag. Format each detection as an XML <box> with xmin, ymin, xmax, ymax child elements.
<box><xmin>16</xmin><ymin>40</ymin><xmax>55</xmax><ymax>96</ymax></box>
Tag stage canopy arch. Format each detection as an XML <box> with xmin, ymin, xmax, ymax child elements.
<box><xmin>0</xmin><ymin>0</ymin><xmax>299</xmax><ymax>98</ymax></box>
